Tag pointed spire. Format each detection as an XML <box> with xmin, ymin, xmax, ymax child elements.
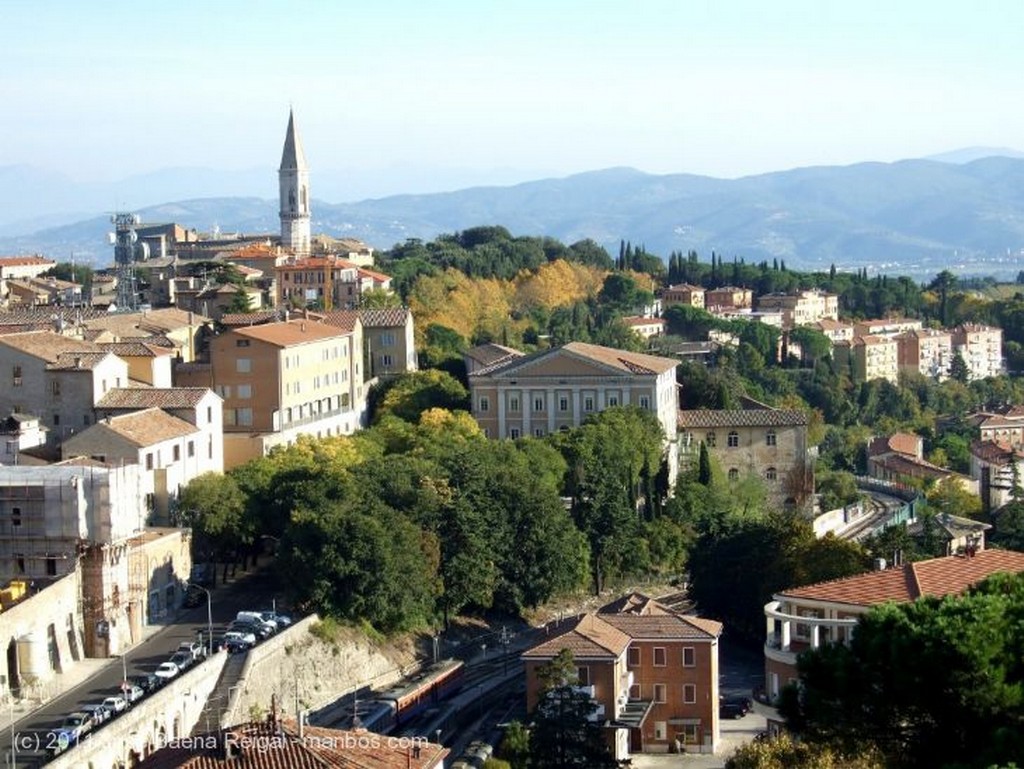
<box><xmin>279</xmin><ymin>109</ymin><xmax>307</xmax><ymax>171</ymax></box>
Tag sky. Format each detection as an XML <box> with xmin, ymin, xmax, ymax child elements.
<box><xmin>2</xmin><ymin>0</ymin><xmax>1023</xmax><ymax>199</ymax></box>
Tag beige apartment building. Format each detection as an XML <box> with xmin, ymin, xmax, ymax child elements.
<box><xmin>811</xmin><ymin>318</ymin><xmax>854</xmax><ymax>344</ymax></box>
<box><xmin>896</xmin><ymin>328</ymin><xmax>953</xmax><ymax>380</ymax></box>
<box><xmin>952</xmin><ymin>323</ymin><xmax>1003</xmax><ymax>380</ymax></box>
<box><xmin>274</xmin><ymin>256</ymin><xmax>392</xmax><ymax>310</ymax></box>
<box><xmin>179</xmin><ymin>318</ymin><xmax>364</xmax><ymax>467</ymax></box>
<box><xmin>833</xmin><ymin>334</ymin><xmax>899</xmax><ymax>384</ymax></box>
<box><xmin>661</xmin><ymin>283</ymin><xmax>706</xmax><ymax>309</ymax></box>
<box><xmin>678</xmin><ymin>403</ymin><xmax>812</xmax><ymax>507</ymax></box>
<box><xmin>468</xmin><ymin>342</ymin><xmax>680</xmax><ymax>469</ymax></box>
<box><xmin>622</xmin><ymin>315</ymin><xmax>666</xmax><ymax>339</ymax></box>
<box><xmin>358</xmin><ymin>307</ymin><xmax>418</xmax><ymax>379</ymax></box>
<box><xmin>853</xmin><ymin>317</ymin><xmax>923</xmax><ymax>338</ymax></box>
<box><xmin>705</xmin><ymin>286</ymin><xmax>753</xmax><ymax>311</ymax></box>
<box><xmin>0</xmin><ymin>256</ymin><xmax>56</xmax><ymax>281</ymax></box>
<box><xmin>756</xmin><ymin>290</ymin><xmax>838</xmax><ymax>329</ymax></box>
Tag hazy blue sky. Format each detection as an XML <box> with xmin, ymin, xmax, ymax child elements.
<box><xmin>3</xmin><ymin>0</ymin><xmax>1022</xmax><ymax>196</ymax></box>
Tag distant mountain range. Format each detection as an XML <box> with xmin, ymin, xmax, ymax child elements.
<box><xmin>3</xmin><ymin>149</ymin><xmax>1024</xmax><ymax>280</ymax></box>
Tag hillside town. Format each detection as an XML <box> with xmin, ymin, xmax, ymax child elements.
<box><xmin>0</xmin><ymin>112</ymin><xmax>1022</xmax><ymax>769</ymax></box>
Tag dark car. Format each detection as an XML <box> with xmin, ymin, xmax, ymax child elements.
<box><xmin>229</xmin><ymin>620</ymin><xmax>272</xmax><ymax>640</ymax></box>
<box><xmin>130</xmin><ymin>673</ymin><xmax>160</xmax><ymax>693</ymax></box>
<box><xmin>184</xmin><ymin>585</ymin><xmax>205</xmax><ymax>608</ymax></box>
<box><xmin>719</xmin><ymin>695</ymin><xmax>752</xmax><ymax>719</ymax></box>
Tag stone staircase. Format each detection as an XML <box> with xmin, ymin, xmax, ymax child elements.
<box><xmin>191</xmin><ymin>653</ymin><xmax>247</xmax><ymax>735</ymax></box>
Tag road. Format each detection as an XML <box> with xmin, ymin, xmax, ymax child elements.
<box><xmin>1</xmin><ymin>567</ymin><xmax>285</xmax><ymax>768</ymax></box>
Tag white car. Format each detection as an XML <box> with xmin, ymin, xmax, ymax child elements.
<box><xmin>154</xmin><ymin>661</ymin><xmax>180</xmax><ymax>681</ymax></box>
<box><xmin>121</xmin><ymin>684</ymin><xmax>145</xmax><ymax>705</ymax></box>
<box><xmin>102</xmin><ymin>695</ymin><xmax>128</xmax><ymax>714</ymax></box>
<box><xmin>224</xmin><ymin>630</ymin><xmax>256</xmax><ymax>646</ymax></box>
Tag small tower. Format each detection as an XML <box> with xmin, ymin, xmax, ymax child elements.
<box><xmin>279</xmin><ymin>109</ymin><xmax>311</xmax><ymax>256</ymax></box>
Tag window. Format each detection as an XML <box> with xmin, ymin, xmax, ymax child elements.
<box><xmin>629</xmin><ymin>683</ymin><xmax>641</xmax><ymax>700</ymax></box>
<box><xmin>236</xmin><ymin>358</ymin><xmax>251</xmax><ymax>373</ymax></box>
<box><xmin>608</xmin><ymin>395</ymin><xmax>619</xmax><ymax>407</ymax></box>
<box><xmin>683</xmin><ymin>647</ymin><xmax>695</xmax><ymax>667</ymax></box>
<box><xmin>653</xmin><ymin>684</ymin><xmax>666</xmax><ymax>703</ymax></box>
<box><xmin>653</xmin><ymin>647</ymin><xmax>666</xmax><ymax>666</ymax></box>
<box><xmin>11</xmin><ymin>508</ymin><xmax>21</xmax><ymax>528</ymax></box>
<box><xmin>682</xmin><ymin>724</ymin><xmax>699</xmax><ymax>744</ymax></box>
<box><xmin>381</xmin><ymin>332</ymin><xmax>396</xmax><ymax>346</ymax></box>
<box><xmin>45</xmin><ymin>557</ymin><xmax>57</xmax><ymax>576</ymax></box>
<box><xmin>728</xmin><ymin>468</ymin><xmax>739</xmax><ymax>481</ymax></box>
<box><xmin>727</xmin><ymin>431</ymin><xmax>739</xmax><ymax>447</ymax></box>
<box><xmin>683</xmin><ymin>683</ymin><xmax>696</xmax><ymax>704</ymax></box>
<box><xmin>533</xmin><ymin>397</ymin><xmax>544</xmax><ymax>412</ymax></box>
<box><xmin>172</xmin><ymin>445</ymin><xmax>180</xmax><ymax>462</ymax></box>
<box><xmin>208</xmin><ymin>437</ymin><xmax>213</xmax><ymax>460</ymax></box>
<box><xmin>509</xmin><ymin>428</ymin><xmax>520</xmax><ymax>439</ymax></box>
<box><xmin>207</xmin><ymin>406</ymin><xmax>212</xmax><ymax>423</ymax></box>
<box><xmin>705</xmin><ymin>432</ymin><xmax>716</xmax><ymax>447</ymax></box>
<box><xmin>381</xmin><ymin>354</ymin><xmax>394</xmax><ymax>367</ymax></box>
<box><xmin>654</xmin><ymin>721</ymin><xmax>667</xmax><ymax>741</ymax></box>
<box><xmin>51</xmin><ymin>380</ymin><xmax>60</xmax><ymax>396</ymax></box>
<box><xmin>479</xmin><ymin>396</ymin><xmax>490</xmax><ymax>413</ymax></box>
<box><xmin>766</xmin><ymin>429</ymin><xmax>777</xmax><ymax>446</ymax></box>
<box><xmin>766</xmin><ymin>467</ymin><xmax>777</xmax><ymax>481</ymax></box>
<box><xmin>237</xmin><ymin>384</ymin><xmax>251</xmax><ymax>399</ymax></box>
<box><xmin>639</xmin><ymin>395</ymin><xmax>650</xmax><ymax>409</ymax></box>
<box><xmin>53</xmin><ymin>414</ymin><xmax>60</xmax><ymax>426</ymax></box>
<box><xmin>12</xmin><ymin>366</ymin><xmax>21</xmax><ymax>387</ymax></box>
<box><xmin>235</xmin><ymin>339</ymin><xmax>250</xmax><ymax>347</ymax></box>
<box><xmin>236</xmin><ymin>408</ymin><xmax>253</xmax><ymax>426</ymax></box>
<box><xmin>508</xmin><ymin>396</ymin><xmax>520</xmax><ymax>412</ymax></box>
<box><xmin>628</xmin><ymin>647</ymin><xmax>640</xmax><ymax>667</ymax></box>
<box><xmin>584</xmin><ymin>396</ymin><xmax>594</xmax><ymax>411</ymax></box>
<box><xmin>187</xmin><ymin>440</ymin><xmax>195</xmax><ymax>458</ymax></box>
<box><xmin>14</xmin><ymin>554</ymin><xmax>24</xmax><ymax>574</ymax></box>
<box><xmin>558</xmin><ymin>397</ymin><xmax>569</xmax><ymax>412</ymax></box>
<box><xmin>533</xmin><ymin>428</ymin><xmax>545</xmax><ymax>438</ymax></box>
<box><xmin>145</xmin><ymin>453</ymin><xmax>153</xmax><ymax>470</ymax></box>
<box><xmin>576</xmin><ymin>666</ymin><xmax>590</xmax><ymax>686</ymax></box>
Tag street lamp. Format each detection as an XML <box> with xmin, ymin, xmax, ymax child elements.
<box><xmin>188</xmin><ymin>583</ymin><xmax>214</xmax><ymax>657</ymax></box>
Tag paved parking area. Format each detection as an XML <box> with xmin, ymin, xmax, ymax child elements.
<box><xmin>631</xmin><ymin>704</ymin><xmax>766</xmax><ymax>769</ymax></box>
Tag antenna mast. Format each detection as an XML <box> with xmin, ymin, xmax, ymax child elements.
<box><xmin>111</xmin><ymin>212</ymin><xmax>142</xmax><ymax>311</ymax></box>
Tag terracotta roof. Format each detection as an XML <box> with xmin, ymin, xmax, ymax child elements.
<box><xmin>869</xmin><ymin>452</ymin><xmax>951</xmax><ymax>481</ymax></box>
<box><xmin>45</xmin><ymin>351</ymin><xmax>113</xmax><ymax>371</ymax></box>
<box><xmin>622</xmin><ymin>316</ymin><xmax>666</xmax><ymax>328</ymax></box>
<box><xmin>137</xmin><ymin>718</ymin><xmax>447</xmax><ymax>769</ymax></box>
<box><xmin>219</xmin><ymin>310</ymin><xmax>281</xmax><ymax>327</ymax></box>
<box><xmin>0</xmin><ymin>330</ymin><xmax>102</xmax><ymax>362</ymax></box>
<box><xmin>598</xmin><ymin>592</ymin><xmax>723</xmax><ymax>638</ymax></box>
<box><xmin>677</xmin><ymin>408</ymin><xmax>808</xmax><ymax>428</ymax></box>
<box><xmin>522</xmin><ymin>613</ymin><xmax>631</xmax><ymax>659</ymax></box>
<box><xmin>813</xmin><ymin>319</ymin><xmax>853</xmax><ymax>330</ymax></box>
<box><xmin>779</xmin><ymin>549</ymin><xmax>1024</xmax><ymax>607</ymax></box>
<box><xmin>320</xmin><ymin>310</ymin><xmax>361</xmax><ymax>334</ymax></box>
<box><xmin>868</xmin><ymin>432</ymin><xmax>920</xmax><ymax>459</ymax></box>
<box><xmin>81</xmin><ymin>308</ymin><xmax>209</xmax><ymax>336</ymax></box>
<box><xmin>98</xmin><ymin>341</ymin><xmax>175</xmax><ymax>357</ymax></box>
<box><xmin>970</xmin><ymin>440</ymin><xmax>1020</xmax><ymax>464</ymax></box>
<box><xmin>0</xmin><ymin>256</ymin><xmax>55</xmax><ymax>267</ymax></box>
<box><xmin>81</xmin><ymin>408</ymin><xmax>199</xmax><ymax>447</ymax></box>
<box><xmin>484</xmin><ymin>341</ymin><xmax>677</xmax><ymax>377</ymax></box>
<box><xmin>230</xmin><ymin>319</ymin><xmax>345</xmax><ymax>347</ymax></box>
<box><xmin>358</xmin><ymin>308</ymin><xmax>410</xmax><ymax>328</ymax></box>
<box><xmin>979</xmin><ymin>413</ymin><xmax>1024</xmax><ymax>429</ymax></box>
<box><xmin>97</xmin><ymin>388</ymin><xmax>214</xmax><ymax>409</ymax></box>
<box><xmin>464</xmin><ymin>342</ymin><xmax>525</xmax><ymax>367</ymax></box>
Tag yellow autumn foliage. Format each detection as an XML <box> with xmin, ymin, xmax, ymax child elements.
<box><xmin>513</xmin><ymin>260</ymin><xmax>607</xmax><ymax>312</ymax></box>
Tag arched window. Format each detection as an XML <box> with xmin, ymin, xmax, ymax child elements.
<box><xmin>766</xmin><ymin>467</ymin><xmax>777</xmax><ymax>481</ymax></box>
<box><xmin>728</xmin><ymin>468</ymin><xmax>739</xmax><ymax>481</ymax></box>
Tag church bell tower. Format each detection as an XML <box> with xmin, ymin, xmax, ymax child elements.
<box><xmin>279</xmin><ymin>109</ymin><xmax>311</xmax><ymax>256</ymax></box>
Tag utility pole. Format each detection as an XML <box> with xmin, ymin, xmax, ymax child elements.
<box><xmin>500</xmin><ymin>626</ymin><xmax>510</xmax><ymax>677</ymax></box>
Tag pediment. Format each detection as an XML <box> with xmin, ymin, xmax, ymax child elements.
<box><xmin>491</xmin><ymin>348</ymin><xmax>628</xmax><ymax>380</ymax></box>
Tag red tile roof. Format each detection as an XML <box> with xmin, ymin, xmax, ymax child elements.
<box><xmin>137</xmin><ymin>718</ymin><xmax>447</xmax><ymax>769</ymax></box>
<box><xmin>230</xmin><ymin>319</ymin><xmax>346</xmax><ymax>347</ymax></box>
<box><xmin>358</xmin><ymin>308</ymin><xmax>410</xmax><ymax>328</ymax></box>
<box><xmin>97</xmin><ymin>387</ymin><xmax>214</xmax><ymax>409</ymax></box>
<box><xmin>522</xmin><ymin>613</ymin><xmax>631</xmax><ymax>659</ymax></box>
<box><xmin>0</xmin><ymin>256</ymin><xmax>55</xmax><ymax>267</ymax></box>
<box><xmin>779</xmin><ymin>549</ymin><xmax>1024</xmax><ymax>607</ymax></box>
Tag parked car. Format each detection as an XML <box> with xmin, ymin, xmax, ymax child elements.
<box><xmin>121</xmin><ymin>684</ymin><xmax>145</xmax><ymax>705</ymax></box>
<box><xmin>229</xmin><ymin>619</ymin><xmax>272</xmax><ymax>640</ymax></box>
<box><xmin>59</xmin><ymin>711</ymin><xmax>93</xmax><ymax>741</ymax></box>
<box><xmin>79</xmin><ymin>703</ymin><xmax>112</xmax><ymax>727</ymax></box>
<box><xmin>237</xmin><ymin>611</ymin><xmax>277</xmax><ymax>633</ymax></box>
<box><xmin>102</xmin><ymin>694</ymin><xmax>128</xmax><ymax>714</ymax></box>
<box><xmin>721</xmin><ymin>695</ymin><xmax>753</xmax><ymax>715</ymax></box>
<box><xmin>169</xmin><ymin>651</ymin><xmax>195</xmax><ymax>672</ymax></box>
<box><xmin>260</xmin><ymin>610</ymin><xmax>292</xmax><ymax>628</ymax></box>
<box><xmin>178</xmin><ymin>640</ymin><xmax>205</xmax><ymax>661</ymax></box>
<box><xmin>719</xmin><ymin>700</ymin><xmax>747</xmax><ymax>719</ymax></box>
<box><xmin>154</xmin><ymin>662</ymin><xmax>180</xmax><ymax>681</ymax></box>
<box><xmin>184</xmin><ymin>585</ymin><xmax>205</xmax><ymax>608</ymax></box>
<box><xmin>224</xmin><ymin>630</ymin><xmax>257</xmax><ymax>647</ymax></box>
<box><xmin>129</xmin><ymin>673</ymin><xmax>160</xmax><ymax>693</ymax></box>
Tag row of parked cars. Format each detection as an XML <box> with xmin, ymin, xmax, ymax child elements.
<box><xmin>49</xmin><ymin>610</ymin><xmax>291</xmax><ymax>757</ymax></box>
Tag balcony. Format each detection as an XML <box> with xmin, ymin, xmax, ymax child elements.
<box><xmin>764</xmin><ymin>600</ymin><xmax>859</xmax><ymax>665</ymax></box>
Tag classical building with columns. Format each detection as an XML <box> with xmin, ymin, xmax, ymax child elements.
<box><xmin>467</xmin><ymin>341</ymin><xmax>680</xmax><ymax>469</ymax></box>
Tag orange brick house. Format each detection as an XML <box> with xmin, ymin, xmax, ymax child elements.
<box><xmin>763</xmin><ymin>549</ymin><xmax>1024</xmax><ymax>702</ymax></box>
<box><xmin>523</xmin><ymin>594</ymin><xmax>723</xmax><ymax>758</ymax></box>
